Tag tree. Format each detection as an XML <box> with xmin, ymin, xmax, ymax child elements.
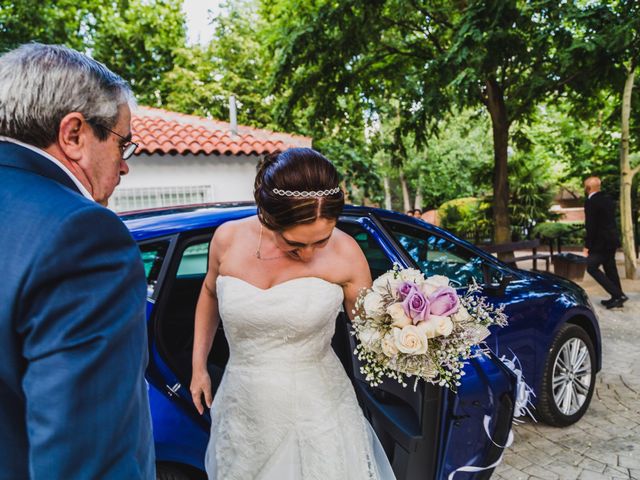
<box><xmin>0</xmin><ymin>0</ymin><xmax>189</xmax><ymax>109</ymax></box>
<box><xmin>91</xmin><ymin>0</ymin><xmax>187</xmax><ymax>107</ymax></box>
<box><xmin>162</xmin><ymin>0</ymin><xmax>276</xmax><ymax>127</ymax></box>
<box><xmin>563</xmin><ymin>1</ymin><xmax>640</xmax><ymax>278</ymax></box>
<box><xmin>619</xmin><ymin>59</ymin><xmax>638</xmax><ymax>278</ymax></box>
<box><xmin>0</xmin><ymin>0</ymin><xmax>98</xmax><ymax>53</ymax></box>
<box><xmin>369</xmin><ymin>105</ymin><xmax>415</xmax><ymax>212</ymax></box>
<box><xmin>610</xmin><ymin>0</ymin><xmax>640</xmax><ymax>279</ymax></box>
<box><xmin>407</xmin><ymin>109</ymin><xmax>494</xmax><ymax>210</ymax></box>
<box><xmin>261</xmin><ymin>0</ymin><xmax>600</xmax><ymax>245</ymax></box>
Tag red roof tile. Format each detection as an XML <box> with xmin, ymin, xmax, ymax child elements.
<box><xmin>132</xmin><ymin>106</ymin><xmax>312</xmax><ymax>156</ymax></box>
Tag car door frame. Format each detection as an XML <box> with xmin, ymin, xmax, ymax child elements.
<box><xmin>142</xmin><ymin>211</ymin><xmax>517</xmax><ymax>478</ymax></box>
<box><xmin>137</xmin><ymin>234</ymin><xmax>187</xmax><ymax>397</ymax></box>
<box><xmin>338</xmin><ymin>213</ymin><xmax>451</xmax><ymax>479</ymax></box>
<box><xmin>146</xmin><ymin>230</ymin><xmax>219</xmax><ymax>428</ymax></box>
<box><xmin>352</xmin><ymin>212</ymin><xmax>518</xmax><ymax>479</ymax></box>
<box><xmin>371</xmin><ymin>214</ymin><xmax>547</xmax><ymax>396</ymax></box>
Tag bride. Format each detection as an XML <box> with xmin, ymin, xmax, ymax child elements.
<box><xmin>190</xmin><ymin>148</ymin><xmax>396</xmax><ymax>480</ymax></box>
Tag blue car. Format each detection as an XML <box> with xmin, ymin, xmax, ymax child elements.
<box><xmin>123</xmin><ymin>203</ymin><xmax>601</xmax><ymax>480</ymax></box>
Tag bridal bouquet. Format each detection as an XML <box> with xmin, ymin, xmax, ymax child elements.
<box><xmin>352</xmin><ymin>265</ymin><xmax>508</xmax><ymax>390</ymax></box>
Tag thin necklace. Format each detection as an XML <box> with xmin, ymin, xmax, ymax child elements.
<box><xmin>256</xmin><ymin>224</ymin><xmax>287</xmax><ymax>261</ymax></box>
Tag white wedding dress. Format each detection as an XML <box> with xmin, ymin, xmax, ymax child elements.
<box><xmin>205</xmin><ymin>275</ymin><xmax>396</xmax><ymax>480</ymax></box>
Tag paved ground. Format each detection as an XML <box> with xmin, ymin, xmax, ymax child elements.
<box><xmin>493</xmin><ymin>256</ymin><xmax>640</xmax><ymax>480</ymax></box>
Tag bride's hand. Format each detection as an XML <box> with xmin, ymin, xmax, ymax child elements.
<box><xmin>190</xmin><ymin>370</ymin><xmax>213</xmax><ymax>415</ymax></box>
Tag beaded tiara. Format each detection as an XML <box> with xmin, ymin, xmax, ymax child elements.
<box><xmin>272</xmin><ymin>187</ymin><xmax>341</xmax><ymax>198</ymax></box>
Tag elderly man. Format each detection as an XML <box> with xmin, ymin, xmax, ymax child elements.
<box><xmin>583</xmin><ymin>176</ymin><xmax>627</xmax><ymax>309</ymax></box>
<box><xmin>0</xmin><ymin>44</ymin><xmax>154</xmax><ymax>478</ymax></box>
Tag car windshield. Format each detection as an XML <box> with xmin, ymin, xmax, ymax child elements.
<box><xmin>384</xmin><ymin>220</ymin><xmax>497</xmax><ymax>287</ymax></box>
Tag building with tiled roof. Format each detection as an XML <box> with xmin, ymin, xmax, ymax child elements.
<box><xmin>111</xmin><ymin>106</ymin><xmax>312</xmax><ymax>212</ymax></box>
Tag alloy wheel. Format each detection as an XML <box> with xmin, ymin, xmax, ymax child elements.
<box><xmin>551</xmin><ymin>338</ymin><xmax>592</xmax><ymax>416</ymax></box>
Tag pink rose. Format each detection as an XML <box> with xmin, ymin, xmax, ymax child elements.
<box><xmin>402</xmin><ymin>286</ymin><xmax>430</xmax><ymax>324</ymax></box>
<box><xmin>428</xmin><ymin>287</ymin><xmax>460</xmax><ymax>316</ymax></box>
<box><xmin>397</xmin><ymin>281</ymin><xmax>416</xmax><ymax>300</ymax></box>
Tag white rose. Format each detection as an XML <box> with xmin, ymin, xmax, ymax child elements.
<box><xmin>435</xmin><ymin>316</ymin><xmax>454</xmax><ymax>336</ymax></box>
<box><xmin>358</xmin><ymin>327</ymin><xmax>381</xmax><ymax>348</ymax></box>
<box><xmin>393</xmin><ymin>325</ymin><xmax>428</xmax><ymax>355</ymax></box>
<box><xmin>386</xmin><ymin>303</ymin><xmax>412</xmax><ymax>328</ymax></box>
<box><xmin>452</xmin><ymin>306</ymin><xmax>471</xmax><ymax>323</ymax></box>
<box><xmin>381</xmin><ymin>333</ymin><xmax>399</xmax><ymax>357</ymax></box>
<box><xmin>416</xmin><ymin>315</ymin><xmax>454</xmax><ymax>338</ymax></box>
<box><xmin>363</xmin><ymin>291</ymin><xmax>385</xmax><ymax>317</ymax></box>
<box><xmin>399</xmin><ymin>268</ymin><xmax>425</xmax><ymax>284</ymax></box>
<box><xmin>372</xmin><ymin>272</ymin><xmax>402</xmax><ymax>297</ymax></box>
<box><xmin>421</xmin><ymin>274</ymin><xmax>451</xmax><ymax>296</ymax></box>
<box><xmin>416</xmin><ymin>319</ymin><xmax>437</xmax><ymax>339</ymax></box>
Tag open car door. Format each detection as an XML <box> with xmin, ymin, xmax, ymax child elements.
<box><xmin>337</xmin><ymin>216</ymin><xmax>518</xmax><ymax>480</ymax></box>
<box><xmin>145</xmin><ymin>215</ymin><xmax>517</xmax><ymax>479</ymax></box>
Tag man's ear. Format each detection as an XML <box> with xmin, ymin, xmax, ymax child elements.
<box><xmin>57</xmin><ymin>112</ymin><xmax>88</xmax><ymax>161</ymax></box>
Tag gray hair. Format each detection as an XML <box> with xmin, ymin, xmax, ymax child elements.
<box><xmin>0</xmin><ymin>43</ymin><xmax>133</xmax><ymax>148</ymax></box>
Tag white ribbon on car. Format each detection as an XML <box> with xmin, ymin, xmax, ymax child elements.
<box><xmin>447</xmin><ymin>415</ymin><xmax>513</xmax><ymax>480</ymax></box>
<box><xmin>499</xmin><ymin>354</ymin><xmax>537</xmax><ymax>422</ymax></box>
<box><xmin>447</xmin><ymin>354</ymin><xmax>535</xmax><ymax>479</ymax></box>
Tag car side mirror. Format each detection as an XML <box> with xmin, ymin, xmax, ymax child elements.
<box><xmin>483</xmin><ymin>274</ymin><xmax>514</xmax><ymax>296</ymax></box>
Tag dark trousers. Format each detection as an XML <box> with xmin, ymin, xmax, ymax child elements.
<box><xmin>587</xmin><ymin>251</ymin><xmax>624</xmax><ymax>298</ymax></box>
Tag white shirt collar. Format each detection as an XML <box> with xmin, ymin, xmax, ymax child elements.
<box><xmin>0</xmin><ymin>136</ymin><xmax>93</xmax><ymax>200</ymax></box>
<box><xmin>588</xmin><ymin>191</ymin><xmax>598</xmax><ymax>199</ymax></box>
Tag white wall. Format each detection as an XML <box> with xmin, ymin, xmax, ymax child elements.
<box><xmin>114</xmin><ymin>153</ymin><xmax>259</xmax><ymax>210</ymax></box>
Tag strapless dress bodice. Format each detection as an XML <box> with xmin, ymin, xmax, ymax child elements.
<box><xmin>216</xmin><ymin>275</ymin><xmax>344</xmax><ymax>367</ymax></box>
<box><xmin>206</xmin><ymin>275</ymin><xmax>396</xmax><ymax>480</ymax></box>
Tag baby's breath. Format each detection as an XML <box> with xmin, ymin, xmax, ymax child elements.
<box><xmin>352</xmin><ymin>269</ymin><xmax>509</xmax><ymax>391</ymax></box>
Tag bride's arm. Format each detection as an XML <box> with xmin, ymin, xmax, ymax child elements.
<box><xmin>191</xmin><ymin>224</ymin><xmax>230</xmax><ymax>414</ymax></box>
<box><xmin>339</xmin><ymin>234</ymin><xmax>372</xmax><ymax>320</ymax></box>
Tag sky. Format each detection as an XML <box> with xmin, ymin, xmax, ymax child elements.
<box><xmin>182</xmin><ymin>0</ymin><xmax>222</xmax><ymax>45</ymax></box>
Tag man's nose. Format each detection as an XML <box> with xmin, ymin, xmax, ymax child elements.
<box><xmin>120</xmin><ymin>158</ymin><xmax>129</xmax><ymax>176</ymax></box>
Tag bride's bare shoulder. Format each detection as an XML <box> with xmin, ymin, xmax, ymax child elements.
<box><xmin>331</xmin><ymin>227</ymin><xmax>368</xmax><ymax>264</ymax></box>
<box><xmin>213</xmin><ymin>216</ymin><xmax>257</xmax><ymax>249</ymax></box>
<box><xmin>332</xmin><ymin>226</ymin><xmax>358</xmax><ymax>248</ymax></box>
<box><xmin>329</xmin><ymin>227</ymin><xmax>371</xmax><ymax>287</ymax></box>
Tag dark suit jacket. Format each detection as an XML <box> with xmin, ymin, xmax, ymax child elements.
<box><xmin>584</xmin><ymin>191</ymin><xmax>621</xmax><ymax>253</ymax></box>
<box><xmin>0</xmin><ymin>141</ymin><xmax>154</xmax><ymax>479</ymax></box>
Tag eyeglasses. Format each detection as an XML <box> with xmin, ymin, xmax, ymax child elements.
<box><xmin>91</xmin><ymin>122</ymin><xmax>138</xmax><ymax>160</ymax></box>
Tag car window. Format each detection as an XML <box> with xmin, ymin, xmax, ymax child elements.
<box><xmin>384</xmin><ymin>221</ymin><xmax>500</xmax><ymax>287</ymax></box>
<box><xmin>139</xmin><ymin>241</ymin><xmax>169</xmax><ymax>296</ymax></box>
<box><xmin>338</xmin><ymin>221</ymin><xmax>394</xmax><ymax>279</ymax></box>
<box><xmin>177</xmin><ymin>241</ymin><xmax>209</xmax><ymax>277</ymax></box>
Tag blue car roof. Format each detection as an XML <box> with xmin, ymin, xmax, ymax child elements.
<box><xmin>121</xmin><ymin>203</ymin><xmax>256</xmax><ymax>241</ymax></box>
<box><xmin>121</xmin><ymin>202</ymin><xmax>458</xmax><ymax>244</ymax></box>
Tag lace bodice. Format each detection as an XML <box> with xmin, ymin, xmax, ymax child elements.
<box><xmin>216</xmin><ymin>275</ymin><xmax>344</xmax><ymax>367</ymax></box>
<box><xmin>206</xmin><ymin>275</ymin><xmax>396</xmax><ymax>480</ymax></box>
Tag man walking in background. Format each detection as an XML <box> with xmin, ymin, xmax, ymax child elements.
<box><xmin>583</xmin><ymin>176</ymin><xmax>628</xmax><ymax>309</ymax></box>
<box><xmin>0</xmin><ymin>44</ymin><xmax>154</xmax><ymax>478</ymax></box>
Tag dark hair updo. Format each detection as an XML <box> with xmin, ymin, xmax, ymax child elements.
<box><xmin>254</xmin><ymin>148</ymin><xmax>345</xmax><ymax>231</ymax></box>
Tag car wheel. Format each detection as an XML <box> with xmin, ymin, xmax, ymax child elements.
<box><xmin>156</xmin><ymin>463</ymin><xmax>194</xmax><ymax>480</ymax></box>
<box><xmin>538</xmin><ymin>323</ymin><xmax>596</xmax><ymax>427</ymax></box>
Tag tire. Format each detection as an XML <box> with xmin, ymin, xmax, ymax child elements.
<box><xmin>538</xmin><ymin>323</ymin><xmax>596</xmax><ymax>427</ymax></box>
<box><xmin>156</xmin><ymin>463</ymin><xmax>195</xmax><ymax>480</ymax></box>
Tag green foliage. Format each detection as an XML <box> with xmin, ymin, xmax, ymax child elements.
<box><xmin>1</xmin><ymin>0</ymin><xmax>638</xmax><ymax>233</ymax></box>
<box><xmin>162</xmin><ymin>0</ymin><xmax>275</xmax><ymax>127</ymax></box>
<box><xmin>533</xmin><ymin>221</ymin><xmax>585</xmax><ymax>246</ymax></box>
<box><xmin>508</xmin><ymin>149</ymin><xmax>561</xmax><ymax>240</ymax></box>
<box><xmin>0</xmin><ymin>0</ymin><xmax>99</xmax><ymax>53</ymax></box>
<box><xmin>407</xmin><ymin>109</ymin><xmax>494</xmax><ymax>209</ymax></box>
<box><xmin>314</xmin><ymin>132</ymin><xmax>381</xmax><ymax>204</ymax></box>
<box><xmin>0</xmin><ymin>0</ymin><xmax>188</xmax><ymax>108</ymax></box>
<box><xmin>516</xmin><ymin>101</ymin><xmax>620</xmax><ymax>188</ymax></box>
<box><xmin>438</xmin><ymin>197</ymin><xmax>492</xmax><ymax>243</ymax></box>
<box><xmin>91</xmin><ymin>0</ymin><xmax>187</xmax><ymax>107</ymax></box>
<box><xmin>259</xmin><ymin>0</ymin><xmax>617</xmax><ymax>241</ymax></box>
